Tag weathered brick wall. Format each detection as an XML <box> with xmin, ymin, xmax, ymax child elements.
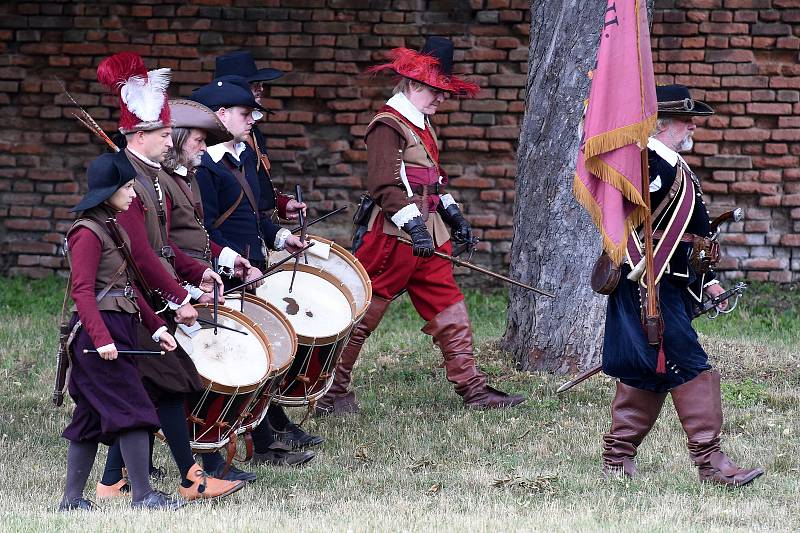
<box><xmin>0</xmin><ymin>0</ymin><xmax>529</xmax><ymax>281</ymax></box>
<box><xmin>0</xmin><ymin>1</ymin><xmax>797</xmax><ymax>283</ymax></box>
<box><xmin>653</xmin><ymin>0</ymin><xmax>799</xmax><ymax>282</ymax></box>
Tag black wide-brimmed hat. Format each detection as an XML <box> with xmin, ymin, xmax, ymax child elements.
<box><xmin>168</xmin><ymin>99</ymin><xmax>233</xmax><ymax>145</ymax></box>
<box><xmin>71</xmin><ymin>150</ymin><xmax>137</xmax><ymax>212</ymax></box>
<box><xmin>657</xmin><ymin>84</ymin><xmax>714</xmax><ymax>116</ymax></box>
<box><xmin>190</xmin><ymin>78</ymin><xmax>267</xmax><ymax>114</ymax></box>
<box><xmin>214</xmin><ymin>50</ymin><xmax>283</xmax><ymax>83</ymax></box>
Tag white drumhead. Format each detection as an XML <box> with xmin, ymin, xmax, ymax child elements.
<box><xmin>229</xmin><ymin>298</ymin><xmax>295</xmax><ymax>369</ymax></box>
<box><xmin>189</xmin><ymin>315</ymin><xmax>269</xmax><ymax>388</ymax></box>
<box><xmin>272</xmin><ymin>238</ymin><xmax>369</xmax><ymax>316</ymax></box>
<box><xmin>256</xmin><ymin>270</ymin><xmax>352</xmax><ymax>338</ymax></box>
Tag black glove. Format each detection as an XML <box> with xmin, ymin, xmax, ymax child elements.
<box><xmin>402</xmin><ymin>216</ymin><xmax>434</xmax><ymax>258</ymax></box>
<box><xmin>438</xmin><ymin>203</ymin><xmax>477</xmax><ymax>256</ymax></box>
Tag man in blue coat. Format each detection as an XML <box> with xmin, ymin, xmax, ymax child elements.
<box><xmin>192</xmin><ymin>78</ymin><xmax>321</xmax><ymax>467</ymax></box>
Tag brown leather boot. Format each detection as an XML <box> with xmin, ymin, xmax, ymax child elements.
<box><xmin>671</xmin><ymin>370</ymin><xmax>764</xmax><ymax>487</ymax></box>
<box><xmin>315</xmin><ymin>296</ymin><xmax>392</xmax><ymax>416</ymax></box>
<box><xmin>422</xmin><ymin>300</ymin><xmax>525</xmax><ymax>410</ymax></box>
<box><xmin>602</xmin><ymin>381</ymin><xmax>667</xmax><ymax>478</ymax></box>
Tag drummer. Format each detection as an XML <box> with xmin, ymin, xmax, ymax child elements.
<box><xmin>191</xmin><ymin>76</ymin><xmax>321</xmax><ymax>465</ymax></box>
<box><xmin>60</xmin><ymin>152</ymin><xmax>184</xmax><ymax>511</ymax></box>
<box><xmin>94</xmin><ymin>52</ymin><xmax>244</xmax><ymax>501</ymax></box>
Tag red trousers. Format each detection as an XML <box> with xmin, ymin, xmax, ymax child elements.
<box><xmin>355</xmin><ymin>221</ymin><xmax>463</xmax><ymax>321</ymax></box>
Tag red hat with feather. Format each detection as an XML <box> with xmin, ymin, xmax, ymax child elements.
<box><xmin>97</xmin><ymin>52</ymin><xmax>172</xmax><ymax>133</ymax></box>
<box><xmin>367</xmin><ymin>36</ymin><xmax>480</xmax><ymax>98</ymax></box>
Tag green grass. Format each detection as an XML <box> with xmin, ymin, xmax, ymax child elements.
<box><xmin>0</xmin><ymin>276</ymin><xmax>797</xmax><ymax>532</ymax></box>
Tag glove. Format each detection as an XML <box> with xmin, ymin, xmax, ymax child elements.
<box><xmin>438</xmin><ymin>203</ymin><xmax>476</xmax><ymax>256</ymax></box>
<box><xmin>402</xmin><ymin>216</ymin><xmax>434</xmax><ymax>258</ymax></box>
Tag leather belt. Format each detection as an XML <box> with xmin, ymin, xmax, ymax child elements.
<box><xmin>97</xmin><ymin>288</ymin><xmax>135</xmax><ymax>299</ymax></box>
<box><xmin>184</xmin><ymin>249</ymin><xmax>211</xmax><ymax>261</ymax></box>
<box><xmin>409</xmin><ymin>183</ymin><xmax>440</xmax><ymax>195</ymax></box>
<box><xmin>653</xmin><ymin>230</ymin><xmax>699</xmax><ymax>243</ymax></box>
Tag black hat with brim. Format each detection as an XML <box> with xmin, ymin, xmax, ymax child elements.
<box><xmin>71</xmin><ymin>150</ymin><xmax>137</xmax><ymax>213</ymax></box>
<box><xmin>190</xmin><ymin>78</ymin><xmax>267</xmax><ymax>113</ymax></box>
<box><xmin>212</xmin><ymin>75</ymin><xmax>275</xmax><ymax>114</ymax></box>
<box><xmin>214</xmin><ymin>50</ymin><xmax>283</xmax><ymax>83</ymax></box>
<box><xmin>657</xmin><ymin>84</ymin><xmax>714</xmax><ymax>116</ymax></box>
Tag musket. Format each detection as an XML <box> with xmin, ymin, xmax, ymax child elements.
<box><xmin>290</xmin><ymin>205</ymin><xmax>348</xmax><ymax>234</ymax></box>
<box><xmin>396</xmin><ymin>238</ymin><xmax>556</xmax><ymax>298</ymax></box>
<box><xmin>556</xmin><ymin>283</ymin><xmax>748</xmax><ymax>394</ymax></box>
<box><xmin>223</xmin><ymin>242</ymin><xmax>315</xmax><ymax>295</ymax></box>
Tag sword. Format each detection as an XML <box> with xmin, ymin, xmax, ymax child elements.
<box><xmin>556</xmin><ymin>283</ymin><xmax>748</xmax><ymax>393</ymax></box>
<box><xmin>396</xmin><ymin>238</ymin><xmax>555</xmax><ymax>298</ymax></box>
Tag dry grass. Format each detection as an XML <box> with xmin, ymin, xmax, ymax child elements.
<box><xmin>0</xmin><ymin>278</ymin><xmax>797</xmax><ymax>532</ymax></box>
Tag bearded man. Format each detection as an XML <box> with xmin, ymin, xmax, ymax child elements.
<box><xmin>600</xmin><ymin>84</ymin><xmax>764</xmax><ymax>487</ymax></box>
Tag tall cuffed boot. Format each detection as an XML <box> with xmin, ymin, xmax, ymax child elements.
<box><xmin>671</xmin><ymin>370</ymin><xmax>764</xmax><ymax>487</ymax></box>
<box><xmin>315</xmin><ymin>296</ymin><xmax>392</xmax><ymax>416</ymax></box>
<box><xmin>422</xmin><ymin>300</ymin><xmax>525</xmax><ymax>410</ymax></box>
<box><xmin>602</xmin><ymin>381</ymin><xmax>667</xmax><ymax>478</ymax></box>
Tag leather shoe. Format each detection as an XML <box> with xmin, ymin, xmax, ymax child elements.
<box><xmin>315</xmin><ymin>392</ymin><xmax>360</xmax><ymax>417</ymax></box>
<box><xmin>275</xmin><ymin>423</ymin><xmax>324</xmax><ymax>450</ymax></box>
<box><xmin>251</xmin><ymin>442</ymin><xmax>315</xmax><ymax>467</ymax></box>
<box><xmin>58</xmin><ymin>497</ymin><xmax>97</xmax><ymax>512</ymax></box>
<box><xmin>464</xmin><ymin>386</ymin><xmax>526</xmax><ymax>410</ymax></box>
<box><xmin>178</xmin><ymin>463</ymin><xmax>245</xmax><ymax>501</ymax></box>
<box><xmin>209</xmin><ymin>463</ymin><xmax>257</xmax><ymax>483</ymax></box>
<box><xmin>131</xmin><ymin>490</ymin><xmax>187</xmax><ymax>510</ymax></box>
<box><xmin>96</xmin><ymin>479</ymin><xmax>130</xmax><ymax>500</ymax></box>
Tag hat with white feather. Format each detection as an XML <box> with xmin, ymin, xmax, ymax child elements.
<box><xmin>97</xmin><ymin>52</ymin><xmax>172</xmax><ymax>134</ymax></box>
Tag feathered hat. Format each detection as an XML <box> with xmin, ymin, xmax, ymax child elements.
<box><xmin>97</xmin><ymin>52</ymin><xmax>172</xmax><ymax>133</ymax></box>
<box><xmin>367</xmin><ymin>36</ymin><xmax>480</xmax><ymax>98</ymax></box>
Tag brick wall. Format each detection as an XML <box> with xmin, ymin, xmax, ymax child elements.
<box><xmin>653</xmin><ymin>0</ymin><xmax>800</xmax><ymax>283</ymax></box>
<box><xmin>0</xmin><ymin>1</ymin><xmax>797</xmax><ymax>283</ymax></box>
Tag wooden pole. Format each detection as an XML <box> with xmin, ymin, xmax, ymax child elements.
<box><xmin>640</xmin><ymin>148</ymin><xmax>661</xmax><ymax>344</ymax></box>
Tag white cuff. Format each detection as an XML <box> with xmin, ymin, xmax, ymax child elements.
<box><xmin>151</xmin><ymin>326</ymin><xmax>168</xmax><ymax>343</ymax></box>
<box><xmin>167</xmin><ymin>292</ymin><xmax>192</xmax><ymax>310</ymax></box>
<box><xmin>274</xmin><ymin>228</ymin><xmax>291</xmax><ymax>250</ymax></box>
<box><xmin>218</xmin><ymin>247</ymin><xmax>238</xmax><ymax>271</ymax></box>
<box><xmin>96</xmin><ymin>343</ymin><xmax>115</xmax><ymax>353</ymax></box>
<box><xmin>390</xmin><ymin>203</ymin><xmax>422</xmax><ymax>229</ymax></box>
<box><xmin>703</xmin><ymin>279</ymin><xmax>720</xmax><ymax>289</ymax></box>
<box><xmin>440</xmin><ymin>194</ymin><xmax>457</xmax><ymax>209</ymax></box>
<box><xmin>184</xmin><ymin>284</ymin><xmax>204</xmax><ymax>301</ymax></box>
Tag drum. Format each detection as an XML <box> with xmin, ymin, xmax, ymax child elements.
<box><xmin>256</xmin><ymin>263</ymin><xmax>356</xmax><ymax>406</ymax></box>
<box><xmin>222</xmin><ymin>293</ymin><xmax>297</xmax><ymax>433</ymax></box>
<box><xmin>175</xmin><ymin>304</ymin><xmax>273</xmax><ymax>452</ymax></box>
<box><xmin>271</xmin><ymin>234</ymin><xmax>372</xmax><ymax>322</ymax></box>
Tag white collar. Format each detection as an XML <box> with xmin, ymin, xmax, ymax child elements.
<box><xmin>647</xmin><ymin>137</ymin><xmax>686</xmax><ymax>168</ymax></box>
<box><xmin>206</xmin><ymin>142</ymin><xmax>247</xmax><ymax>164</ymax></box>
<box><xmin>386</xmin><ymin>92</ymin><xmax>426</xmax><ymax>130</ymax></box>
<box><xmin>173</xmin><ymin>165</ymin><xmax>188</xmax><ymax>177</ymax></box>
<box><xmin>127</xmin><ymin>147</ymin><xmax>161</xmax><ymax>169</ymax></box>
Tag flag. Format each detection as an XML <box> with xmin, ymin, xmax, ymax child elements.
<box><xmin>573</xmin><ymin>0</ymin><xmax>657</xmax><ymax>264</ymax></box>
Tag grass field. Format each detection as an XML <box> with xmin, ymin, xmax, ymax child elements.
<box><xmin>0</xmin><ymin>276</ymin><xmax>797</xmax><ymax>532</ymax></box>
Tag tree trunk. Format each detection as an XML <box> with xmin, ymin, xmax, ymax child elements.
<box><xmin>500</xmin><ymin>1</ymin><xmax>606</xmax><ymax>373</ymax></box>
<box><xmin>502</xmin><ymin>0</ymin><xmax>656</xmax><ymax>374</ymax></box>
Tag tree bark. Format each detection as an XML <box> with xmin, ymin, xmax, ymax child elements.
<box><xmin>502</xmin><ymin>1</ymin><xmax>656</xmax><ymax>374</ymax></box>
<box><xmin>500</xmin><ymin>1</ymin><xmax>610</xmax><ymax>374</ymax></box>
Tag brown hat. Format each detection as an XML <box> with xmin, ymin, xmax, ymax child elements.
<box><xmin>168</xmin><ymin>99</ymin><xmax>233</xmax><ymax>146</ymax></box>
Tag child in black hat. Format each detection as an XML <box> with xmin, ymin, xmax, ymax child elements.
<box><xmin>59</xmin><ymin>152</ymin><xmax>186</xmax><ymax>511</ymax></box>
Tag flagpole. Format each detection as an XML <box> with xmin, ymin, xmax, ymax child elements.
<box><xmin>640</xmin><ymin>148</ymin><xmax>661</xmax><ymax>343</ymax></box>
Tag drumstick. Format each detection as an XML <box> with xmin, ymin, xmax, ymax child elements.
<box><xmin>83</xmin><ymin>349</ymin><xmax>164</xmax><ymax>356</ymax></box>
<box><xmin>212</xmin><ymin>257</ymin><xmax>219</xmax><ymax>335</ymax></box>
<box><xmin>241</xmin><ymin>244</ymin><xmax>249</xmax><ymax>313</ymax></box>
<box><xmin>289</xmin><ymin>205</ymin><xmax>347</xmax><ymax>234</ymax></box>
<box><xmin>196</xmin><ymin>318</ymin><xmax>248</xmax><ymax>336</ymax></box>
<box><xmin>295</xmin><ymin>185</ymin><xmax>308</xmax><ymax>265</ymax></box>
<box><xmin>223</xmin><ymin>243</ymin><xmax>314</xmax><ymax>295</ymax></box>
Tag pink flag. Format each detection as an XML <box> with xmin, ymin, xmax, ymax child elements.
<box><xmin>573</xmin><ymin>0</ymin><xmax>657</xmax><ymax>264</ymax></box>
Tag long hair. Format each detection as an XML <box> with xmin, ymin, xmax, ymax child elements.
<box><xmin>162</xmin><ymin>127</ymin><xmax>192</xmax><ymax>171</ymax></box>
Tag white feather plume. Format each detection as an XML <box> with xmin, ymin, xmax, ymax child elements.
<box><xmin>120</xmin><ymin>68</ymin><xmax>171</xmax><ymax>122</ymax></box>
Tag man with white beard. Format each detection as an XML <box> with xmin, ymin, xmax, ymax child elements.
<box><xmin>600</xmin><ymin>85</ymin><xmax>764</xmax><ymax>487</ymax></box>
